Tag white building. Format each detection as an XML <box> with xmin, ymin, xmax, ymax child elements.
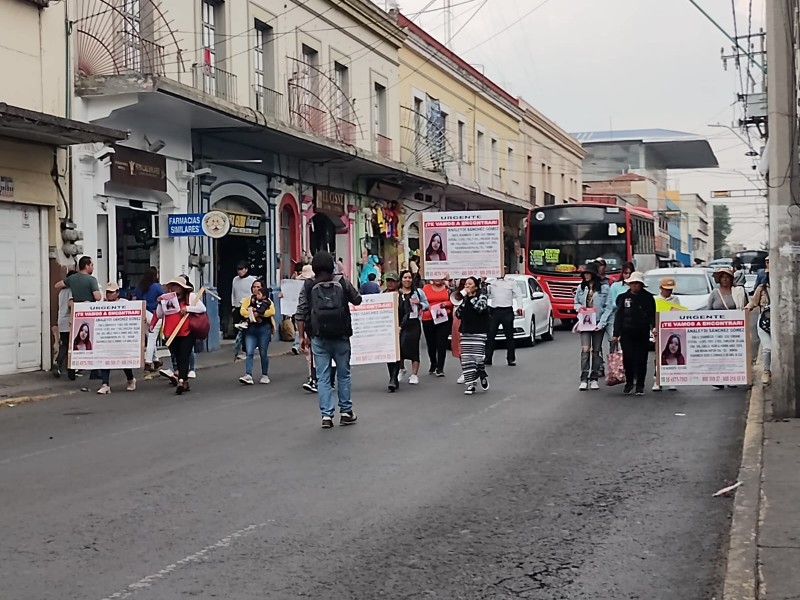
<box><xmin>681</xmin><ymin>193</ymin><xmax>712</xmax><ymax>264</ymax></box>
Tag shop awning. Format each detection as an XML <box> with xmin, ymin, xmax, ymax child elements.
<box><xmin>0</xmin><ymin>103</ymin><xmax>127</xmax><ymax>147</ymax></box>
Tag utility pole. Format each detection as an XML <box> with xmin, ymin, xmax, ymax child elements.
<box><xmin>766</xmin><ymin>0</ymin><xmax>800</xmax><ymax>417</ymax></box>
<box><xmin>444</xmin><ymin>0</ymin><xmax>453</xmax><ymax>48</ymax></box>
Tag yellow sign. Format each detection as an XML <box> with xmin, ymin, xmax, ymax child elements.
<box><xmin>656</xmin><ymin>298</ymin><xmax>688</xmax><ymax>312</ymax></box>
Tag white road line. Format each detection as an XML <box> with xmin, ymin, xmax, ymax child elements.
<box><xmin>99</xmin><ymin>522</ymin><xmax>272</xmax><ymax>600</ymax></box>
<box><xmin>451</xmin><ymin>394</ymin><xmax>518</xmax><ymax>427</ymax></box>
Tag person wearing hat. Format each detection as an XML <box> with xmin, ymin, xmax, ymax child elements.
<box><xmin>158</xmin><ymin>274</ymin><xmax>200</xmax><ymax>381</ymax></box>
<box><xmin>706</xmin><ymin>267</ymin><xmax>748</xmax><ymax>311</ymax></box>
<box><xmin>594</xmin><ymin>257</ymin><xmax>611</xmax><ymax>287</ymax></box>
<box><xmin>384</xmin><ymin>272</ymin><xmax>403</xmax><ymax>391</ymax></box>
<box><xmin>150</xmin><ymin>275</ymin><xmax>207</xmax><ymax>394</ymax></box>
<box><xmin>573</xmin><ymin>262</ymin><xmax>610</xmax><ymax>390</ymax></box>
<box><xmin>96</xmin><ymin>282</ymin><xmax>136</xmax><ymax>395</ymax></box>
<box><xmin>611</xmin><ymin>271</ymin><xmax>656</xmax><ymax>396</ymax></box>
<box><xmin>651</xmin><ymin>276</ymin><xmax>680</xmax><ymax>392</ymax></box>
<box><xmin>746</xmin><ymin>262</ymin><xmax>772</xmax><ymax>386</ymax></box>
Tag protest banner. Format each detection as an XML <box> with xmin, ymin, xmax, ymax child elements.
<box><xmin>279</xmin><ymin>279</ymin><xmax>304</xmax><ymax>316</ymax></box>
<box><xmin>350</xmin><ymin>292</ymin><xmax>399</xmax><ymax>366</ymax></box>
<box><xmin>421</xmin><ymin>211</ymin><xmax>503</xmax><ymax>279</ymax></box>
<box><xmin>68</xmin><ymin>301</ymin><xmax>146</xmax><ymax>370</ymax></box>
<box><xmin>657</xmin><ymin>310</ymin><xmax>751</xmax><ymax>387</ymax></box>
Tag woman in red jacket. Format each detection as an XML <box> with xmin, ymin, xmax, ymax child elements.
<box><xmin>421</xmin><ymin>277</ymin><xmax>453</xmax><ymax>377</ymax></box>
<box><xmin>150</xmin><ymin>276</ymin><xmax>206</xmax><ymax>394</ymax></box>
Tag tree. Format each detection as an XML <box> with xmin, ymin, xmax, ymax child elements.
<box><xmin>713</xmin><ymin>204</ymin><xmax>732</xmax><ymax>257</ymax></box>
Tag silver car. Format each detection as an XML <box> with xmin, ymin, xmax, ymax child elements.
<box><xmin>643</xmin><ymin>268</ymin><xmax>716</xmax><ymax>311</ymax></box>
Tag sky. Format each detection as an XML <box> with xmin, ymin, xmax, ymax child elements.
<box><xmin>374</xmin><ymin>0</ymin><xmax>768</xmax><ymax>251</ymax></box>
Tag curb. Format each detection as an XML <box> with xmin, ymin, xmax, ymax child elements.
<box><xmin>722</xmin><ymin>373</ymin><xmax>765</xmax><ymax>600</ymax></box>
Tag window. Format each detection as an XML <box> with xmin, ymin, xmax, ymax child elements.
<box><xmin>334</xmin><ymin>62</ymin><xmax>350</xmax><ymax>122</ymax></box>
<box><xmin>301</xmin><ymin>44</ymin><xmax>320</xmax><ymax>94</ymax></box>
<box><xmin>457</xmin><ymin>120</ymin><xmax>466</xmax><ymax>162</ymax></box>
<box><xmin>491</xmin><ymin>139</ymin><xmax>499</xmax><ymax>175</ymax></box>
<box><xmin>413</xmin><ymin>96</ymin><xmax>424</xmax><ymax>148</ymax></box>
<box><xmin>121</xmin><ymin>0</ymin><xmax>141</xmax><ymax>72</ymax></box>
<box><xmin>507</xmin><ymin>147</ymin><xmax>515</xmax><ymax>179</ymax></box>
<box><xmin>529</xmin><ymin>186</ymin><xmax>537</xmax><ymax>205</ymax></box>
<box><xmin>476</xmin><ymin>131</ymin><xmax>485</xmax><ymax>170</ymax></box>
<box><xmin>201</xmin><ymin>0</ymin><xmax>219</xmax><ymax>95</ymax></box>
<box><xmin>253</xmin><ymin>20</ymin><xmax>276</xmax><ymax>112</ymax></box>
<box><xmin>374</xmin><ymin>82</ymin><xmax>387</xmax><ymax>136</ymax></box>
<box><xmin>543</xmin><ymin>192</ymin><xmax>556</xmax><ymax>205</ymax></box>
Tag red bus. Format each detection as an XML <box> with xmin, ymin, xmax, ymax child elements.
<box><xmin>526</xmin><ymin>203</ymin><xmax>656</xmax><ymax>324</ymax></box>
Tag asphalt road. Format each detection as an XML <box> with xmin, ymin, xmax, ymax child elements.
<box><xmin>0</xmin><ymin>333</ymin><xmax>747</xmax><ymax>600</ymax></box>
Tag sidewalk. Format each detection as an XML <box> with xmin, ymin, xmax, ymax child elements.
<box><xmin>0</xmin><ymin>340</ymin><xmax>296</xmax><ymax>407</ymax></box>
<box><xmin>722</xmin><ymin>369</ymin><xmax>800</xmax><ymax>600</ymax></box>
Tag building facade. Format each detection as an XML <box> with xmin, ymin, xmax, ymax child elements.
<box><xmin>681</xmin><ymin>193</ymin><xmax>712</xmax><ymax>264</ymax></box>
<box><xmin>0</xmin><ymin>0</ymin><xmax>125</xmax><ymax>375</ymax></box>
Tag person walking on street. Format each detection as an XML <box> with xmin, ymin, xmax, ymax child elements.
<box><xmin>732</xmin><ymin>257</ymin><xmax>747</xmax><ymax>287</ymax></box>
<box><xmin>238</xmin><ymin>279</ymin><xmax>275</xmax><ymax>385</ymax></box>
<box><xmin>232</xmin><ymin>261</ymin><xmax>257</xmax><ymax>359</ymax></box>
<box><xmin>97</xmin><ymin>282</ymin><xmax>136</xmax><ymax>394</ymax></box>
<box><xmin>359</xmin><ymin>272</ymin><xmax>382</xmax><ymax>295</ymax></box>
<box><xmin>600</xmin><ymin>262</ymin><xmax>634</xmax><ymax>372</ymax></box>
<box><xmin>421</xmin><ymin>277</ymin><xmax>453</xmax><ymax>376</ymax></box>
<box><xmin>594</xmin><ymin>257</ymin><xmax>611</xmax><ymax>287</ymax></box>
<box><xmin>651</xmin><ymin>277</ymin><xmax>681</xmax><ymax>392</ymax></box>
<box><xmin>297</xmin><ymin>251</ymin><xmax>362</xmax><ymax>429</ymax></box>
<box><xmin>485</xmin><ymin>273</ymin><xmax>523</xmax><ymax>367</ymax></box>
<box><xmin>159</xmin><ymin>275</ymin><xmax>199</xmax><ymax>382</ymax></box>
<box><xmin>456</xmin><ymin>277</ymin><xmax>490</xmax><ymax>396</ymax></box>
<box><xmin>707</xmin><ymin>267</ymin><xmax>748</xmax><ymax>390</ymax></box>
<box><xmin>395</xmin><ymin>270</ymin><xmax>428</xmax><ymax>386</ymax></box>
<box><xmin>611</xmin><ymin>271</ymin><xmax>656</xmax><ymax>396</ymax></box>
<box><xmin>746</xmin><ymin>267</ymin><xmax>772</xmax><ymax>386</ymax></box>
<box><xmin>151</xmin><ymin>276</ymin><xmax>206</xmax><ymax>394</ymax></box>
<box><xmin>53</xmin><ymin>270</ymin><xmax>76</xmax><ymax>379</ymax></box>
<box><xmin>574</xmin><ymin>262</ymin><xmax>610</xmax><ymax>390</ymax></box>
<box><xmin>55</xmin><ymin>256</ymin><xmax>101</xmax><ymax>302</ymax></box>
<box><xmin>384</xmin><ymin>273</ymin><xmax>403</xmax><ymax>391</ymax></box>
<box><xmin>133</xmin><ymin>266</ymin><xmax>165</xmax><ymax>373</ymax></box>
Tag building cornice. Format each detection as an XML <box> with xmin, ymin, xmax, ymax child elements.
<box><xmin>323</xmin><ymin>0</ymin><xmax>406</xmax><ymax>48</ymax></box>
<box><xmin>521</xmin><ymin>106</ymin><xmax>585</xmax><ymax>160</ymax></box>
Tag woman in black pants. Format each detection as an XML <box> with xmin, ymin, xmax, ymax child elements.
<box><xmin>421</xmin><ymin>278</ymin><xmax>453</xmax><ymax>376</ymax></box>
<box><xmin>611</xmin><ymin>271</ymin><xmax>656</xmax><ymax>396</ymax></box>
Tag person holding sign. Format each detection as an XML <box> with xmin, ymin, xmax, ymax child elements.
<box><xmin>421</xmin><ymin>278</ymin><xmax>453</xmax><ymax>376</ymax></box>
<box><xmin>706</xmin><ymin>267</ymin><xmax>748</xmax><ymax>391</ymax></box>
<box><xmin>150</xmin><ymin>276</ymin><xmax>206</xmax><ymax>395</ymax></box>
<box><xmin>96</xmin><ymin>282</ymin><xmax>137</xmax><ymax>394</ymax></box>
<box><xmin>573</xmin><ymin>262</ymin><xmax>610</xmax><ymax>391</ymax></box>
<box><xmin>396</xmin><ymin>271</ymin><xmax>429</xmax><ymax>386</ymax></box>
<box><xmin>611</xmin><ymin>272</ymin><xmax>656</xmax><ymax>396</ymax></box>
<box><xmin>652</xmin><ymin>277</ymin><xmax>682</xmax><ymax>392</ymax></box>
<box><xmin>456</xmin><ymin>277</ymin><xmax>490</xmax><ymax>396</ymax></box>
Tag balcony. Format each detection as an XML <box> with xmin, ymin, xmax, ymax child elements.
<box><xmin>337</xmin><ymin>117</ymin><xmax>357</xmax><ymax>144</ymax></box>
<box><xmin>377</xmin><ymin>134</ymin><xmax>392</xmax><ymax>159</ymax></box>
<box><xmin>399</xmin><ymin>106</ymin><xmax>454</xmax><ymax>173</ymax></box>
<box><xmin>192</xmin><ymin>64</ymin><xmax>238</xmax><ymax>104</ymax></box>
<box><xmin>254</xmin><ymin>84</ymin><xmax>284</xmax><ymax>121</ymax></box>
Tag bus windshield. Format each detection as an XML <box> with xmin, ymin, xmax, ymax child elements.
<box><xmin>529</xmin><ymin>222</ymin><xmax>626</xmax><ymax>274</ymax></box>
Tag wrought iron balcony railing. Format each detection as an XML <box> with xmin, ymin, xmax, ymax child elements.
<box><xmin>192</xmin><ymin>63</ymin><xmax>238</xmax><ymax>104</ymax></box>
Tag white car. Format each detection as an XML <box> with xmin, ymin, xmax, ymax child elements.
<box><xmin>643</xmin><ymin>267</ymin><xmax>716</xmax><ymax>311</ymax></box>
<box><xmin>486</xmin><ymin>274</ymin><xmax>555</xmax><ymax>346</ymax></box>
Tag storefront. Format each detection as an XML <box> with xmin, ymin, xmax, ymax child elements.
<box><xmin>308</xmin><ymin>186</ymin><xmax>354</xmax><ymax>278</ymax></box>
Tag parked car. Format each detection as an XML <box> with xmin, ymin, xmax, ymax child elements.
<box><xmin>644</xmin><ymin>268</ymin><xmax>717</xmax><ymax>348</ymax></box>
<box><xmin>707</xmin><ymin>257</ymin><xmax>733</xmax><ymax>269</ymax></box>
<box><xmin>486</xmin><ymin>274</ymin><xmax>555</xmax><ymax>346</ymax></box>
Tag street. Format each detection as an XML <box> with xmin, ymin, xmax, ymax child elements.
<box><xmin>0</xmin><ymin>334</ymin><xmax>746</xmax><ymax>600</ymax></box>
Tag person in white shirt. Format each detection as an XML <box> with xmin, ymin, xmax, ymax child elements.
<box><xmin>485</xmin><ymin>273</ymin><xmax>524</xmax><ymax>366</ymax></box>
<box><xmin>231</xmin><ymin>261</ymin><xmax>257</xmax><ymax>320</ymax></box>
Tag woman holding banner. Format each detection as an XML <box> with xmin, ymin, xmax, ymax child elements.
<box><xmin>456</xmin><ymin>277</ymin><xmax>490</xmax><ymax>396</ymax></box>
<box><xmin>150</xmin><ymin>276</ymin><xmax>206</xmax><ymax>394</ymax></box>
<box><xmin>97</xmin><ymin>282</ymin><xmax>137</xmax><ymax>394</ymax></box>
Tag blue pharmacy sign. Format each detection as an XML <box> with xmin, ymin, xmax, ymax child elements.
<box><xmin>167</xmin><ymin>213</ymin><xmax>204</xmax><ymax>237</ymax></box>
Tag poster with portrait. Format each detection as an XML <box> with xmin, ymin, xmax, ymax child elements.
<box><xmin>421</xmin><ymin>211</ymin><xmax>503</xmax><ymax>280</ymax></box>
<box><xmin>68</xmin><ymin>301</ymin><xmax>146</xmax><ymax>370</ymax></box>
<box><xmin>350</xmin><ymin>293</ymin><xmax>400</xmax><ymax>366</ymax></box>
<box><xmin>657</xmin><ymin>310</ymin><xmax>751</xmax><ymax>387</ymax></box>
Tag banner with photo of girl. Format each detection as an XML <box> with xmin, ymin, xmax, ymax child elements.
<box><xmin>68</xmin><ymin>302</ymin><xmax>146</xmax><ymax>370</ymax></box>
<box><xmin>421</xmin><ymin>211</ymin><xmax>503</xmax><ymax>280</ymax></box>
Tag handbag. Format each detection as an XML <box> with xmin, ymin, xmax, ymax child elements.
<box><xmin>758</xmin><ymin>288</ymin><xmax>770</xmax><ymax>333</ymax></box>
<box><xmin>188</xmin><ymin>312</ymin><xmax>211</xmax><ymax>340</ymax></box>
<box><xmin>605</xmin><ymin>342</ymin><xmax>626</xmax><ymax>386</ymax></box>
<box><xmin>280</xmin><ymin>317</ymin><xmax>295</xmax><ymax>342</ymax></box>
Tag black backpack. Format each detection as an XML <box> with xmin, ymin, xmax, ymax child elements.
<box><xmin>309</xmin><ymin>276</ymin><xmax>350</xmax><ymax>338</ymax></box>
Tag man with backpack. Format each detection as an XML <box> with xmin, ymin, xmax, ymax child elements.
<box><xmin>297</xmin><ymin>251</ymin><xmax>362</xmax><ymax>429</ymax></box>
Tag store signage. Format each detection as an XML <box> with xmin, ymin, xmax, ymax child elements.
<box><xmin>0</xmin><ymin>175</ymin><xmax>13</xmax><ymax>198</ymax></box>
<box><xmin>110</xmin><ymin>146</ymin><xmax>167</xmax><ymax>192</ymax></box>
<box><xmin>228</xmin><ymin>212</ymin><xmax>262</xmax><ymax>237</ymax></box>
<box><xmin>168</xmin><ymin>213</ymin><xmax>204</xmax><ymax>237</ymax></box>
<box><xmin>201</xmin><ymin>210</ymin><xmax>231</xmax><ymax>238</ymax></box>
<box><xmin>315</xmin><ymin>187</ymin><xmax>346</xmax><ymax>215</ymax></box>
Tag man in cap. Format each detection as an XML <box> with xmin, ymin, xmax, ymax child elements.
<box><xmin>611</xmin><ymin>271</ymin><xmax>656</xmax><ymax>396</ymax></box>
<box><xmin>96</xmin><ymin>282</ymin><xmax>137</xmax><ymax>394</ymax></box>
<box><xmin>652</xmin><ymin>276</ymin><xmax>680</xmax><ymax>392</ymax></box>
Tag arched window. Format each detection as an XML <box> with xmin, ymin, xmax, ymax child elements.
<box><xmin>278</xmin><ymin>194</ymin><xmax>300</xmax><ymax>278</ymax></box>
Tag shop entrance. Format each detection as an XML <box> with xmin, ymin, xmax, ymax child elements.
<box><xmin>116</xmin><ymin>206</ymin><xmax>158</xmax><ymax>297</ymax></box>
<box><xmin>309</xmin><ymin>213</ymin><xmax>337</xmax><ymax>256</ymax></box>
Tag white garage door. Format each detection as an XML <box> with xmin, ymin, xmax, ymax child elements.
<box><xmin>0</xmin><ymin>205</ymin><xmax>42</xmax><ymax>374</ymax></box>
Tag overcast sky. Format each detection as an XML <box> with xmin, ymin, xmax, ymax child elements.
<box><xmin>375</xmin><ymin>0</ymin><xmax>767</xmax><ymax>251</ymax></box>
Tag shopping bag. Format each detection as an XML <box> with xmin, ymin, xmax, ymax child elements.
<box><xmin>280</xmin><ymin>317</ymin><xmax>296</xmax><ymax>342</ymax></box>
<box><xmin>605</xmin><ymin>344</ymin><xmax>625</xmax><ymax>386</ymax></box>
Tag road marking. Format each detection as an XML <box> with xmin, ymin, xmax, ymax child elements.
<box><xmin>451</xmin><ymin>394</ymin><xmax>518</xmax><ymax>427</ymax></box>
<box><xmin>99</xmin><ymin>522</ymin><xmax>271</xmax><ymax>600</ymax></box>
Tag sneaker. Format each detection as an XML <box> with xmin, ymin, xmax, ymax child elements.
<box><xmin>97</xmin><ymin>384</ymin><xmax>111</xmax><ymax>395</ymax></box>
<box><xmin>464</xmin><ymin>384</ymin><xmax>476</xmax><ymax>395</ymax></box>
<box><xmin>239</xmin><ymin>374</ymin><xmax>254</xmax><ymax>385</ymax></box>
<box><xmin>188</xmin><ymin>370</ymin><xmax>197</xmax><ymax>379</ymax></box>
<box><xmin>456</xmin><ymin>374</ymin><xmax>465</xmax><ymax>384</ymax></box>
<box><xmin>260</xmin><ymin>375</ymin><xmax>271</xmax><ymax>384</ymax></box>
<box><xmin>321</xmin><ymin>416</ymin><xmax>334</xmax><ymax>429</ymax></box>
<box><xmin>398</xmin><ymin>369</ymin><xmax>406</xmax><ymax>382</ymax></box>
<box><xmin>507</xmin><ymin>361</ymin><xmax>516</xmax><ymax>367</ymax></box>
<box><xmin>176</xmin><ymin>379</ymin><xmax>186</xmax><ymax>395</ymax></box>
<box><xmin>652</xmin><ymin>382</ymin><xmax>662</xmax><ymax>392</ymax></box>
<box><xmin>302</xmin><ymin>378</ymin><xmax>315</xmax><ymax>393</ymax></box>
<box><xmin>236</xmin><ymin>352</ymin><xmax>247</xmax><ymax>361</ymax></box>
<box><xmin>428</xmin><ymin>365</ymin><xmax>437</xmax><ymax>374</ymax></box>
<box><xmin>159</xmin><ymin>368</ymin><xmax>174</xmax><ymax>380</ymax></box>
<box><xmin>408</xmin><ymin>374</ymin><xmax>419</xmax><ymax>385</ymax></box>
<box><xmin>623</xmin><ymin>384</ymin><xmax>634</xmax><ymax>395</ymax></box>
<box><xmin>479</xmin><ymin>373</ymin><xmax>489</xmax><ymax>391</ymax></box>
<box><xmin>234</xmin><ymin>322</ymin><xmax>249</xmax><ymax>331</ymax></box>
<box><xmin>589</xmin><ymin>380</ymin><xmax>600</xmax><ymax>390</ymax></box>
<box><xmin>635</xmin><ymin>388</ymin><xmax>645</xmax><ymax>396</ymax></box>
<box><xmin>340</xmin><ymin>412</ymin><xmax>358</xmax><ymax>426</ymax></box>
<box><xmin>579</xmin><ymin>381</ymin><xmax>589</xmax><ymax>391</ymax></box>
<box><xmin>153</xmin><ymin>360</ymin><xmax>163</xmax><ymax>371</ymax></box>
<box><xmin>52</xmin><ymin>366</ymin><xmax>61</xmax><ymax>379</ymax></box>
<box><xmin>435</xmin><ymin>370</ymin><xmax>446</xmax><ymax>378</ymax></box>
<box><xmin>126</xmin><ymin>378</ymin><xmax>137</xmax><ymax>392</ymax></box>
<box><xmin>291</xmin><ymin>346</ymin><xmax>299</xmax><ymax>355</ymax></box>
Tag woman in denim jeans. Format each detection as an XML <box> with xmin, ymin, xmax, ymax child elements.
<box><xmin>238</xmin><ymin>279</ymin><xmax>276</xmax><ymax>385</ymax></box>
<box><xmin>573</xmin><ymin>262</ymin><xmax>610</xmax><ymax>391</ymax></box>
